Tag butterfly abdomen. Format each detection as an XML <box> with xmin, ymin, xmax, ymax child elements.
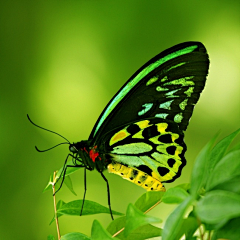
<box><xmin>108</xmin><ymin>161</ymin><xmax>166</xmax><ymax>191</ymax></box>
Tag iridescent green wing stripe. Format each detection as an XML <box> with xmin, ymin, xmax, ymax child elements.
<box><xmin>105</xmin><ymin>118</ymin><xmax>186</xmax><ymax>183</ymax></box>
<box><xmin>89</xmin><ymin>42</ymin><xmax>209</xmax><ymax>141</ymax></box>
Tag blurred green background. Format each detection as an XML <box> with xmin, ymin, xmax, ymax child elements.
<box><xmin>1</xmin><ymin>1</ymin><xmax>240</xmax><ymax>239</ymax></box>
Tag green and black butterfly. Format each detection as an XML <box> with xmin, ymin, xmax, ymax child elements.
<box><xmin>28</xmin><ymin>41</ymin><xmax>209</xmax><ymax>219</ymax></box>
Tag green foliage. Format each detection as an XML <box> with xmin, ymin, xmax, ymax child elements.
<box><xmin>91</xmin><ymin>220</ymin><xmax>117</xmax><ymax>240</ymax></box>
<box><xmin>47</xmin><ymin>235</ymin><xmax>55</xmax><ymax>240</ymax></box>
<box><xmin>161</xmin><ymin>186</ymin><xmax>189</xmax><ymax>204</ymax></box>
<box><xmin>44</xmin><ymin>160</ymin><xmax>81</xmax><ymax>193</ymax></box>
<box><xmin>61</xmin><ymin>232</ymin><xmax>90</xmax><ymax>240</ymax></box>
<box><xmin>124</xmin><ymin>204</ymin><xmax>161</xmax><ymax>237</ymax></box>
<box><xmin>51</xmin><ymin>199</ymin><xmax>123</xmax><ymax>224</ymax></box>
<box><xmin>47</xmin><ymin>129</ymin><xmax>240</xmax><ymax>239</ymax></box>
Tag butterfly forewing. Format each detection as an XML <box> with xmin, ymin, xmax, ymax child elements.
<box><xmin>90</xmin><ymin>42</ymin><xmax>209</xmax><ymax>141</ymax></box>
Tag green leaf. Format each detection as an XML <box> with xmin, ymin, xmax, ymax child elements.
<box><xmin>57</xmin><ymin>200</ymin><xmax>123</xmax><ymax>216</ymax></box>
<box><xmin>113</xmin><ymin>224</ymin><xmax>161</xmax><ymax>240</ymax></box>
<box><xmin>123</xmin><ymin>224</ymin><xmax>161</xmax><ymax>240</ymax></box>
<box><xmin>107</xmin><ymin>216</ymin><xmax>162</xmax><ymax>240</ymax></box>
<box><xmin>172</xmin><ymin>215</ymin><xmax>198</xmax><ymax>240</ymax></box>
<box><xmin>49</xmin><ymin>200</ymin><xmax>66</xmax><ymax>225</ymax></box>
<box><xmin>107</xmin><ymin>216</ymin><xmax>126</xmax><ymax>236</ymax></box>
<box><xmin>134</xmin><ymin>191</ymin><xmax>164</xmax><ymax>212</ymax></box>
<box><xmin>190</xmin><ymin>133</ymin><xmax>218</xmax><ymax>198</ymax></box>
<box><xmin>43</xmin><ymin>160</ymin><xmax>82</xmax><ymax>192</ymax></box>
<box><xmin>212</xmin><ymin>217</ymin><xmax>240</xmax><ymax>240</ymax></box>
<box><xmin>206</xmin><ymin>150</ymin><xmax>240</xmax><ymax>191</ymax></box>
<box><xmin>211</xmin><ymin>174</ymin><xmax>240</xmax><ymax>194</ymax></box>
<box><xmin>43</xmin><ymin>172</ymin><xmax>55</xmax><ymax>192</ymax></box>
<box><xmin>208</xmin><ymin>128</ymin><xmax>240</xmax><ymax>174</ymax></box>
<box><xmin>47</xmin><ymin>235</ymin><xmax>55</xmax><ymax>240</ymax></box>
<box><xmin>182</xmin><ymin>216</ymin><xmax>199</xmax><ymax>239</ymax></box>
<box><xmin>124</xmin><ymin>204</ymin><xmax>161</xmax><ymax>237</ymax></box>
<box><xmin>63</xmin><ymin>175</ymin><xmax>77</xmax><ymax>196</ymax></box>
<box><xmin>195</xmin><ymin>190</ymin><xmax>240</xmax><ymax>225</ymax></box>
<box><xmin>175</xmin><ymin>183</ymin><xmax>190</xmax><ymax>192</ymax></box>
<box><xmin>162</xmin><ymin>187</ymin><xmax>189</xmax><ymax>204</ymax></box>
<box><xmin>91</xmin><ymin>220</ymin><xmax>118</xmax><ymax>240</ymax></box>
<box><xmin>228</xmin><ymin>141</ymin><xmax>240</xmax><ymax>153</ymax></box>
<box><xmin>162</xmin><ymin>196</ymin><xmax>194</xmax><ymax>240</ymax></box>
<box><xmin>61</xmin><ymin>232</ymin><xmax>90</xmax><ymax>240</ymax></box>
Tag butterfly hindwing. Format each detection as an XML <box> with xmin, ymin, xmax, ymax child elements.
<box><xmin>90</xmin><ymin>42</ymin><xmax>209</xmax><ymax>142</ymax></box>
<box><xmin>101</xmin><ymin>118</ymin><xmax>186</xmax><ymax>187</ymax></box>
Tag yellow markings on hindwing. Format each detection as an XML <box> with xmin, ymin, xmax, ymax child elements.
<box><xmin>108</xmin><ymin>162</ymin><xmax>166</xmax><ymax>191</ymax></box>
<box><xmin>110</xmin><ymin>120</ymin><xmax>152</xmax><ymax>146</ymax></box>
<box><xmin>136</xmin><ymin>120</ymin><xmax>152</xmax><ymax>129</ymax></box>
<box><xmin>110</xmin><ymin>129</ymin><xmax>130</xmax><ymax>146</ymax></box>
<box><xmin>149</xmin><ymin>135</ymin><xmax>161</xmax><ymax>144</ymax></box>
<box><xmin>175</xmin><ymin>145</ymin><xmax>184</xmax><ymax>157</ymax></box>
<box><xmin>156</xmin><ymin>122</ymin><xmax>168</xmax><ymax>133</ymax></box>
<box><xmin>132</xmin><ymin>131</ymin><xmax>144</xmax><ymax>139</ymax></box>
<box><xmin>132</xmin><ymin>120</ymin><xmax>153</xmax><ymax>139</ymax></box>
<box><xmin>171</xmin><ymin>133</ymin><xmax>179</xmax><ymax>142</ymax></box>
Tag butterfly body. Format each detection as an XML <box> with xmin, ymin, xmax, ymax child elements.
<box><xmin>69</xmin><ymin>141</ymin><xmax>109</xmax><ymax>172</ymax></box>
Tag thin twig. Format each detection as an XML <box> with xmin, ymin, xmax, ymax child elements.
<box><xmin>53</xmin><ymin>171</ymin><xmax>61</xmax><ymax>240</ymax></box>
<box><xmin>197</xmin><ymin>217</ymin><xmax>204</xmax><ymax>240</ymax></box>
<box><xmin>112</xmin><ymin>200</ymin><xmax>162</xmax><ymax>238</ymax></box>
<box><xmin>207</xmin><ymin>230</ymin><xmax>212</xmax><ymax>240</ymax></box>
<box><xmin>144</xmin><ymin>200</ymin><xmax>161</xmax><ymax>214</ymax></box>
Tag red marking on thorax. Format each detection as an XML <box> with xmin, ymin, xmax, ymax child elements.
<box><xmin>89</xmin><ymin>146</ymin><xmax>101</xmax><ymax>162</ymax></box>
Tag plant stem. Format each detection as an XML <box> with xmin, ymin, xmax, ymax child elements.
<box><xmin>197</xmin><ymin>217</ymin><xmax>204</xmax><ymax>240</ymax></box>
<box><xmin>53</xmin><ymin>171</ymin><xmax>61</xmax><ymax>240</ymax></box>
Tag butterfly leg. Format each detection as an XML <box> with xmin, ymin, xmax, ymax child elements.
<box><xmin>100</xmin><ymin>171</ymin><xmax>114</xmax><ymax>220</ymax></box>
<box><xmin>54</xmin><ymin>153</ymin><xmax>83</xmax><ymax>195</ymax></box>
<box><xmin>80</xmin><ymin>167</ymin><xmax>87</xmax><ymax>216</ymax></box>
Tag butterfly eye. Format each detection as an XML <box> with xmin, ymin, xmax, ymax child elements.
<box><xmin>69</xmin><ymin>145</ymin><xmax>78</xmax><ymax>153</ymax></box>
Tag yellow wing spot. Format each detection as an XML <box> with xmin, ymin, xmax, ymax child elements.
<box><xmin>171</xmin><ymin>159</ymin><xmax>182</xmax><ymax>172</ymax></box>
<box><xmin>110</xmin><ymin>129</ymin><xmax>130</xmax><ymax>146</ymax></box>
<box><xmin>156</xmin><ymin>122</ymin><xmax>168</xmax><ymax>134</ymax></box>
<box><xmin>149</xmin><ymin>135</ymin><xmax>161</xmax><ymax>144</ymax></box>
<box><xmin>136</xmin><ymin>120</ymin><xmax>151</xmax><ymax>129</ymax></box>
<box><xmin>171</xmin><ymin>133</ymin><xmax>179</xmax><ymax>142</ymax></box>
<box><xmin>161</xmin><ymin>171</ymin><xmax>176</xmax><ymax>181</ymax></box>
<box><xmin>175</xmin><ymin>146</ymin><xmax>183</xmax><ymax>157</ymax></box>
<box><xmin>132</xmin><ymin>130</ymin><xmax>144</xmax><ymax>139</ymax></box>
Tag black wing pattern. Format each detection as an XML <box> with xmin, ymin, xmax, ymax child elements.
<box><xmin>90</xmin><ymin>42</ymin><xmax>209</xmax><ymax>142</ymax></box>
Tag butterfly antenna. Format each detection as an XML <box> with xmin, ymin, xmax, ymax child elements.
<box><xmin>27</xmin><ymin>114</ymin><xmax>70</xmax><ymax>143</ymax></box>
<box><xmin>35</xmin><ymin>142</ymin><xmax>69</xmax><ymax>152</ymax></box>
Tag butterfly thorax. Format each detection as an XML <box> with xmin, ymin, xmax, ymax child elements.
<box><xmin>69</xmin><ymin>140</ymin><xmax>109</xmax><ymax>172</ymax></box>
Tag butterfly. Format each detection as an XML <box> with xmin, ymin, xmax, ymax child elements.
<box><xmin>28</xmin><ymin>41</ymin><xmax>209</xmax><ymax>219</ymax></box>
